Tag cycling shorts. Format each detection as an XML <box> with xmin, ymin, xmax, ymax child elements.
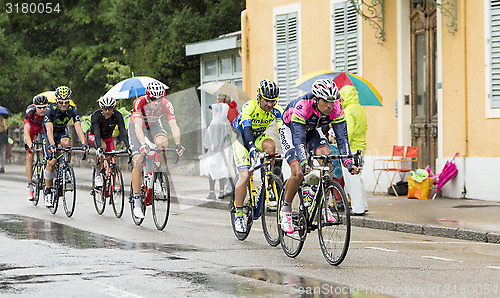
<box><xmin>128</xmin><ymin>121</ymin><xmax>168</xmax><ymax>156</ymax></box>
<box><xmin>88</xmin><ymin>134</ymin><xmax>116</xmax><ymax>152</ymax></box>
<box><xmin>279</xmin><ymin>125</ymin><xmax>329</xmax><ymax>165</ymax></box>
<box><xmin>232</xmin><ymin>132</ymin><xmax>273</xmax><ymax>171</ymax></box>
<box><xmin>24</xmin><ymin>125</ymin><xmax>43</xmax><ymax>150</ymax></box>
<box><xmin>42</xmin><ymin>129</ymin><xmax>71</xmax><ymax>159</ymax></box>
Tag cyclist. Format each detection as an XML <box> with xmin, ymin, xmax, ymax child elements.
<box><xmin>129</xmin><ymin>80</ymin><xmax>184</xmax><ymax>219</ymax></box>
<box><xmin>24</xmin><ymin>94</ymin><xmax>48</xmax><ymax>201</ymax></box>
<box><xmin>42</xmin><ymin>86</ymin><xmax>89</xmax><ymax>207</ymax></box>
<box><xmin>89</xmin><ymin>96</ymin><xmax>131</xmax><ymax>187</ymax></box>
<box><xmin>231</xmin><ymin>79</ymin><xmax>284</xmax><ymax>233</ymax></box>
<box><xmin>279</xmin><ymin>79</ymin><xmax>360</xmax><ymax>233</ymax></box>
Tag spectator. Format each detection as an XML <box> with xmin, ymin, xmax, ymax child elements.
<box><xmin>339</xmin><ymin>85</ymin><xmax>368</xmax><ymax>215</ymax></box>
<box><xmin>0</xmin><ymin>115</ymin><xmax>9</xmax><ymax>173</ymax></box>
<box><xmin>203</xmin><ymin>103</ymin><xmax>233</xmax><ymax>199</ymax></box>
<box><xmin>217</xmin><ymin>93</ymin><xmax>239</xmax><ymax>194</ymax></box>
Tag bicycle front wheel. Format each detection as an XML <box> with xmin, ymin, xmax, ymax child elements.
<box><xmin>229</xmin><ymin>175</ymin><xmax>253</xmax><ymax>241</ymax></box>
<box><xmin>62</xmin><ymin>164</ymin><xmax>77</xmax><ymax>217</ymax></box>
<box><xmin>32</xmin><ymin>162</ymin><xmax>43</xmax><ymax>206</ymax></box>
<box><xmin>129</xmin><ymin>183</ymin><xmax>145</xmax><ymax>226</ymax></box>
<box><xmin>318</xmin><ymin>180</ymin><xmax>351</xmax><ymax>266</ymax></box>
<box><xmin>151</xmin><ymin>169</ymin><xmax>170</xmax><ymax>230</ymax></box>
<box><xmin>92</xmin><ymin>166</ymin><xmax>106</xmax><ymax>215</ymax></box>
<box><xmin>278</xmin><ymin>182</ymin><xmax>306</xmax><ymax>258</ymax></box>
<box><xmin>111</xmin><ymin>166</ymin><xmax>125</xmax><ymax>218</ymax></box>
<box><xmin>261</xmin><ymin>173</ymin><xmax>283</xmax><ymax>247</ymax></box>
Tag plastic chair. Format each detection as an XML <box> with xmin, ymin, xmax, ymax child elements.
<box><xmin>372</xmin><ymin>145</ymin><xmax>405</xmax><ymax>195</ymax></box>
<box><xmin>385</xmin><ymin>146</ymin><xmax>419</xmax><ymax>196</ymax></box>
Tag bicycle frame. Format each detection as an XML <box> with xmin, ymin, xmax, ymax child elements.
<box><xmin>141</xmin><ymin>148</ymin><xmax>177</xmax><ymax>206</ymax></box>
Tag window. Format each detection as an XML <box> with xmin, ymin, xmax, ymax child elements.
<box><xmin>333</xmin><ymin>1</ymin><xmax>359</xmax><ymax>74</ymax></box>
<box><xmin>233</xmin><ymin>55</ymin><xmax>242</xmax><ymax>73</ymax></box>
<box><xmin>220</xmin><ymin>56</ymin><xmax>232</xmax><ymax>74</ymax></box>
<box><xmin>203</xmin><ymin>59</ymin><xmax>217</xmax><ymax>76</ymax></box>
<box><xmin>275</xmin><ymin>11</ymin><xmax>299</xmax><ymax>106</ymax></box>
<box><xmin>490</xmin><ymin>0</ymin><xmax>500</xmax><ymax>109</ymax></box>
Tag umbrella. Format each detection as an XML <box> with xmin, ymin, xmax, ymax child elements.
<box><xmin>295</xmin><ymin>70</ymin><xmax>383</xmax><ymax>106</ymax></box>
<box><xmin>38</xmin><ymin>91</ymin><xmax>77</xmax><ymax>107</ymax></box>
<box><xmin>0</xmin><ymin>106</ymin><xmax>10</xmax><ymax>117</ymax></box>
<box><xmin>103</xmin><ymin>76</ymin><xmax>169</xmax><ymax>99</ymax></box>
<box><xmin>198</xmin><ymin>81</ymin><xmax>250</xmax><ymax>104</ymax></box>
<box><xmin>432</xmin><ymin>152</ymin><xmax>459</xmax><ymax>200</ymax></box>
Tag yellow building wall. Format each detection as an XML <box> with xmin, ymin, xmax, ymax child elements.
<box><xmin>244</xmin><ymin>0</ymin><xmax>500</xmax><ymax>159</ymax></box>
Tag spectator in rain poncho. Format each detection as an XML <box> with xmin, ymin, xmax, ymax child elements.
<box><xmin>203</xmin><ymin>103</ymin><xmax>234</xmax><ymax>199</ymax></box>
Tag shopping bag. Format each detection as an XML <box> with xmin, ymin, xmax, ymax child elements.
<box><xmin>407</xmin><ymin>176</ymin><xmax>434</xmax><ymax>199</ymax></box>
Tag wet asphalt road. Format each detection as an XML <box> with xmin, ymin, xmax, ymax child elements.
<box><xmin>1</xmin><ymin>178</ymin><xmax>500</xmax><ymax>297</ymax></box>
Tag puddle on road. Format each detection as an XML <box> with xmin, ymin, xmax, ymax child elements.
<box><xmin>0</xmin><ymin>214</ymin><xmax>198</xmax><ymax>255</ymax></box>
<box><xmin>233</xmin><ymin>268</ymin><xmax>391</xmax><ymax>297</ymax></box>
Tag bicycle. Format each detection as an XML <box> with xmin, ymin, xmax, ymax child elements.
<box><xmin>229</xmin><ymin>152</ymin><xmax>284</xmax><ymax>246</ymax></box>
<box><xmin>278</xmin><ymin>150</ymin><xmax>361</xmax><ymax>266</ymax></box>
<box><xmin>129</xmin><ymin>147</ymin><xmax>178</xmax><ymax>231</ymax></box>
<box><xmin>90</xmin><ymin>150</ymin><xmax>130</xmax><ymax>218</ymax></box>
<box><xmin>46</xmin><ymin>147</ymin><xmax>87</xmax><ymax>217</ymax></box>
<box><xmin>30</xmin><ymin>140</ymin><xmax>45</xmax><ymax>206</ymax></box>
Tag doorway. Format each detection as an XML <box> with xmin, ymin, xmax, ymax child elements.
<box><xmin>410</xmin><ymin>0</ymin><xmax>438</xmax><ymax>170</ymax></box>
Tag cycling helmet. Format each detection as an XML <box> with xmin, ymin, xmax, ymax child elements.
<box><xmin>98</xmin><ymin>96</ymin><xmax>116</xmax><ymax>109</ymax></box>
<box><xmin>257</xmin><ymin>79</ymin><xmax>280</xmax><ymax>100</ymax></box>
<box><xmin>145</xmin><ymin>81</ymin><xmax>166</xmax><ymax>101</ymax></box>
<box><xmin>55</xmin><ymin>85</ymin><xmax>72</xmax><ymax>100</ymax></box>
<box><xmin>311</xmin><ymin>79</ymin><xmax>341</xmax><ymax>102</ymax></box>
<box><xmin>33</xmin><ymin>95</ymin><xmax>48</xmax><ymax>106</ymax></box>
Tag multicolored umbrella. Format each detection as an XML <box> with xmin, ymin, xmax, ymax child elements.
<box><xmin>295</xmin><ymin>70</ymin><xmax>383</xmax><ymax>106</ymax></box>
<box><xmin>431</xmin><ymin>153</ymin><xmax>459</xmax><ymax>200</ymax></box>
<box><xmin>103</xmin><ymin>76</ymin><xmax>169</xmax><ymax>99</ymax></box>
<box><xmin>198</xmin><ymin>81</ymin><xmax>250</xmax><ymax>104</ymax></box>
<box><xmin>38</xmin><ymin>91</ymin><xmax>77</xmax><ymax>106</ymax></box>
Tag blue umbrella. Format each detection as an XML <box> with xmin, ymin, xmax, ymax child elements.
<box><xmin>0</xmin><ymin>106</ymin><xmax>10</xmax><ymax>117</ymax></box>
<box><xmin>103</xmin><ymin>76</ymin><xmax>169</xmax><ymax>99</ymax></box>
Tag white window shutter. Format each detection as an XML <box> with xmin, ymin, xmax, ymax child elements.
<box><xmin>276</xmin><ymin>12</ymin><xmax>299</xmax><ymax>107</ymax></box>
<box><xmin>491</xmin><ymin>0</ymin><xmax>500</xmax><ymax>108</ymax></box>
<box><xmin>333</xmin><ymin>1</ymin><xmax>358</xmax><ymax>74</ymax></box>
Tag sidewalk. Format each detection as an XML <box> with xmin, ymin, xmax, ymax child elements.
<box><xmin>2</xmin><ymin>163</ymin><xmax>499</xmax><ymax>244</ymax></box>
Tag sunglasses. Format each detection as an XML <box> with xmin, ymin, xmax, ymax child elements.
<box><xmin>35</xmin><ymin>105</ymin><xmax>47</xmax><ymax>109</ymax></box>
<box><xmin>101</xmin><ymin>107</ymin><xmax>114</xmax><ymax>111</ymax></box>
<box><xmin>57</xmin><ymin>100</ymin><xmax>70</xmax><ymax>105</ymax></box>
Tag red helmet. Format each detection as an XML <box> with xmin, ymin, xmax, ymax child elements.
<box><xmin>145</xmin><ymin>81</ymin><xmax>166</xmax><ymax>101</ymax></box>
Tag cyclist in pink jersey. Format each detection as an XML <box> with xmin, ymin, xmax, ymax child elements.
<box><xmin>279</xmin><ymin>79</ymin><xmax>360</xmax><ymax>233</ymax></box>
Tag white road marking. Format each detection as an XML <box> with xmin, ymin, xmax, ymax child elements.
<box><xmin>365</xmin><ymin>246</ymin><xmax>398</xmax><ymax>252</ymax></box>
<box><xmin>93</xmin><ymin>281</ymin><xmax>143</xmax><ymax>297</ymax></box>
<box><xmin>421</xmin><ymin>256</ymin><xmax>463</xmax><ymax>262</ymax></box>
<box><xmin>487</xmin><ymin>266</ymin><xmax>500</xmax><ymax>270</ymax></box>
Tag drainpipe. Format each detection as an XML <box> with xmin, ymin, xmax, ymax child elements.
<box><xmin>462</xmin><ymin>1</ymin><xmax>468</xmax><ymax>198</ymax></box>
<box><xmin>241</xmin><ymin>10</ymin><xmax>249</xmax><ymax>95</ymax></box>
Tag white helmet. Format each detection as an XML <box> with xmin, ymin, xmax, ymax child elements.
<box><xmin>99</xmin><ymin>96</ymin><xmax>116</xmax><ymax>109</ymax></box>
<box><xmin>311</xmin><ymin>79</ymin><xmax>341</xmax><ymax>102</ymax></box>
<box><xmin>146</xmin><ymin>81</ymin><xmax>166</xmax><ymax>101</ymax></box>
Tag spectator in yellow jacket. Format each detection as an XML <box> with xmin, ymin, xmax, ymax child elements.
<box><xmin>340</xmin><ymin>85</ymin><xmax>368</xmax><ymax>215</ymax></box>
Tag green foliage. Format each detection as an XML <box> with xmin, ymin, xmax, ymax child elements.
<box><xmin>4</xmin><ymin>112</ymin><xmax>24</xmax><ymax>127</ymax></box>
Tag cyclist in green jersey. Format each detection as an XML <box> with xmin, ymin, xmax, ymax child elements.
<box><xmin>231</xmin><ymin>79</ymin><xmax>284</xmax><ymax>233</ymax></box>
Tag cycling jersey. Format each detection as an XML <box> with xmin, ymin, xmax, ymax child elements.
<box><xmin>89</xmin><ymin>109</ymin><xmax>129</xmax><ymax>149</ymax></box>
<box><xmin>24</xmin><ymin>104</ymin><xmax>44</xmax><ymax>142</ymax></box>
<box><xmin>282</xmin><ymin>92</ymin><xmax>352</xmax><ymax>168</ymax></box>
<box><xmin>131</xmin><ymin>96</ymin><xmax>175</xmax><ymax>127</ymax></box>
<box><xmin>232</xmin><ymin>98</ymin><xmax>284</xmax><ymax>150</ymax></box>
<box><xmin>43</xmin><ymin>103</ymin><xmax>81</xmax><ymax>134</ymax></box>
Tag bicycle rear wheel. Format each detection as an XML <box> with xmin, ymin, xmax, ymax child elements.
<box><xmin>229</xmin><ymin>175</ymin><xmax>253</xmax><ymax>241</ymax></box>
<box><xmin>278</xmin><ymin>182</ymin><xmax>306</xmax><ymax>258</ymax></box>
<box><xmin>111</xmin><ymin>166</ymin><xmax>125</xmax><ymax>218</ymax></box>
<box><xmin>261</xmin><ymin>173</ymin><xmax>283</xmax><ymax>247</ymax></box>
<box><xmin>31</xmin><ymin>163</ymin><xmax>43</xmax><ymax>206</ymax></box>
<box><xmin>92</xmin><ymin>166</ymin><xmax>106</xmax><ymax>215</ymax></box>
<box><xmin>151</xmin><ymin>169</ymin><xmax>171</xmax><ymax>230</ymax></box>
<box><xmin>129</xmin><ymin>183</ymin><xmax>145</xmax><ymax>226</ymax></box>
<box><xmin>318</xmin><ymin>180</ymin><xmax>351</xmax><ymax>266</ymax></box>
<box><xmin>62</xmin><ymin>164</ymin><xmax>77</xmax><ymax>217</ymax></box>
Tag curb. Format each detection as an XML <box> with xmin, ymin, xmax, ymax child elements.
<box><xmin>3</xmin><ymin>174</ymin><xmax>499</xmax><ymax>244</ymax></box>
